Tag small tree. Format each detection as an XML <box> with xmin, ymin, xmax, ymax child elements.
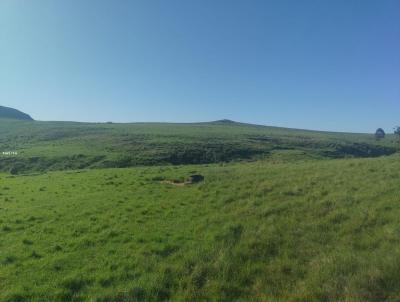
<box><xmin>375</xmin><ymin>128</ymin><xmax>385</xmax><ymax>140</ymax></box>
<box><xmin>394</xmin><ymin>126</ymin><xmax>400</xmax><ymax>139</ymax></box>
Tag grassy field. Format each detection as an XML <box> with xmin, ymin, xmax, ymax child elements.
<box><xmin>0</xmin><ymin>119</ymin><xmax>398</xmax><ymax>174</ymax></box>
<box><xmin>1</xmin><ymin>154</ymin><xmax>400</xmax><ymax>301</ymax></box>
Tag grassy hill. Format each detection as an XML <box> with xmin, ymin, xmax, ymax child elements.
<box><xmin>0</xmin><ymin>106</ymin><xmax>33</xmax><ymax>121</ymax></box>
<box><xmin>0</xmin><ymin>119</ymin><xmax>398</xmax><ymax>174</ymax></box>
<box><xmin>1</xmin><ymin>118</ymin><xmax>400</xmax><ymax>301</ymax></box>
<box><xmin>1</xmin><ymin>154</ymin><xmax>400</xmax><ymax>301</ymax></box>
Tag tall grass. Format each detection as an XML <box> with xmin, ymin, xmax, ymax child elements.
<box><xmin>1</xmin><ymin>154</ymin><xmax>399</xmax><ymax>301</ymax></box>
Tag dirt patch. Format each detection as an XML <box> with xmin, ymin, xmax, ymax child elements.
<box><xmin>161</xmin><ymin>174</ymin><xmax>204</xmax><ymax>186</ymax></box>
<box><xmin>161</xmin><ymin>180</ymin><xmax>187</xmax><ymax>187</ymax></box>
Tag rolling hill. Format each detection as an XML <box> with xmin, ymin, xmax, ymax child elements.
<box><xmin>1</xmin><ymin>116</ymin><xmax>400</xmax><ymax>301</ymax></box>
<box><xmin>1</xmin><ymin>153</ymin><xmax>400</xmax><ymax>301</ymax></box>
<box><xmin>0</xmin><ymin>106</ymin><xmax>33</xmax><ymax>121</ymax></box>
<box><xmin>0</xmin><ymin>119</ymin><xmax>398</xmax><ymax>174</ymax></box>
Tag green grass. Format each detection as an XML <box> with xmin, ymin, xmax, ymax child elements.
<box><xmin>0</xmin><ymin>119</ymin><xmax>398</xmax><ymax>174</ymax></box>
<box><xmin>1</xmin><ymin>154</ymin><xmax>400</xmax><ymax>301</ymax></box>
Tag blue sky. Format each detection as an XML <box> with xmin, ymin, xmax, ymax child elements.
<box><xmin>0</xmin><ymin>0</ymin><xmax>399</xmax><ymax>132</ymax></box>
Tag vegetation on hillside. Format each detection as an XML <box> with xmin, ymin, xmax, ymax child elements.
<box><xmin>1</xmin><ymin>154</ymin><xmax>400</xmax><ymax>301</ymax></box>
<box><xmin>0</xmin><ymin>119</ymin><xmax>398</xmax><ymax>174</ymax></box>
<box><xmin>1</xmin><ymin>118</ymin><xmax>399</xmax><ymax>300</ymax></box>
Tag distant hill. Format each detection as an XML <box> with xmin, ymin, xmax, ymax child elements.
<box><xmin>212</xmin><ymin>119</ymin><xmax>238</xmax><ymax>124</ymax></box>
<box><xmin>0</xmin><ymin>118</ymin><xmax>398</xmax><ymax>174</ymax></box>
<box><xmin>0</xmin><ymin>105</ymin><xmax>33</xmax><ymax>121</ymax></box>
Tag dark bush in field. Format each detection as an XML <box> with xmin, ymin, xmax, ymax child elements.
<box><xmin>186</xmin><ymin>174</ymin><xmax>204</xmax><ymax>183</ymax></box>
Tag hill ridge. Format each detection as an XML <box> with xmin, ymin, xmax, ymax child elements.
<box><xmin>0</xmin><ymin>105</ymin><xmax>33</xmax><ymax>121</ymax></box>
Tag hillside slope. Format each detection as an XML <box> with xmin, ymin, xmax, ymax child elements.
<box><xmin>0</xmin><ymin>119</ymin><xmax>398</xmax><ymax>174</ymax></box>
<box><xmin>0</xmin><ymin>106</ymin><xmax>33</xmax><ymax>121</ymax></box>
<box><xmin>1</xmin><ymin>154</ymin><xmax>400</xmax><ymax>301</ymax></box>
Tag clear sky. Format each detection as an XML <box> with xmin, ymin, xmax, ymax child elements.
<box><xmin>0</xmin><ymin>0</ymin><xmax>399</xmax><ymax>132</ymax></box>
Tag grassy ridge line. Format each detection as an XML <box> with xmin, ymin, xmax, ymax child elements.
<box><xmin>1</xmin><ymin>154</ymin><xmax>400</xmax><ymax>301</ymax></box>
<box><xmin>0</xmin><ymin>106</ymin><xmax>33</xmax><ymax>121</ymax></box>
<box><xmin>0</xmin><ymin>119</ymin><xmax>398</xmax><ymax>174</ymax></box>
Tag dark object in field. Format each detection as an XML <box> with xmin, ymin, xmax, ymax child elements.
<box><xmin>186</xmin><ymin>174</ymin><xmax>204</xmax><ymax>184</ymax></box>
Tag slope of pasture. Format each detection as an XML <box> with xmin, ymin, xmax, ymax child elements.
<box><xmin>0</xmin><ymin>119</ymin><xmax>398</xmax><ymax>174</ymax></box>
<box><xmin>1</xmin><ymin>155</ymin><xmax>400</xmax><ymax>301</ymax></box>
